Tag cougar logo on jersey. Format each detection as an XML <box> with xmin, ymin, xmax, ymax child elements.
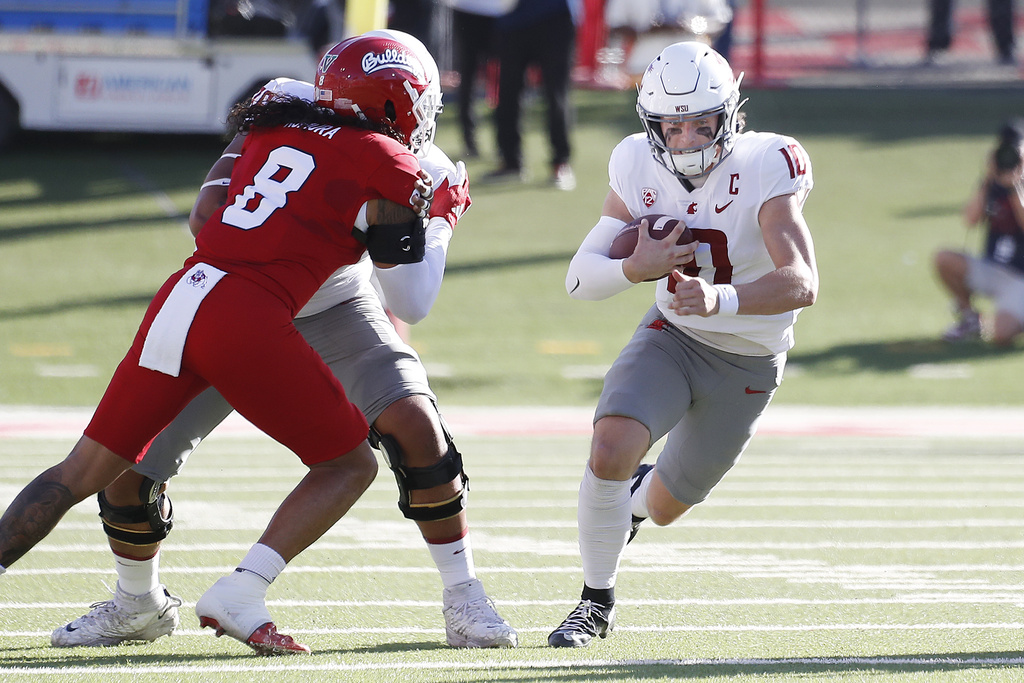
<box><xmin>362</xmin><ymin>49</ymin><xmax>425</xmax><ymax>80</ymax></box>
<box><xmin>642</xmin><ymin>188</ymin><xmax>657</xmax><ymax>207</ymax></box>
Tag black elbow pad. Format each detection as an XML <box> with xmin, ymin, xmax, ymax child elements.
<box><xmin>356</xmin><ymin>218</ymin><xmax>426</xmax><ymax>264</ymax></box>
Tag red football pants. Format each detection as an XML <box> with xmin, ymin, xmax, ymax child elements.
<box><xmin>85</xmin><ymin>270</ymin><xmax>368</xmax><ymax>465</ymax></box>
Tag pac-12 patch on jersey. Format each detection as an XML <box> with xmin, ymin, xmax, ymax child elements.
<box><xmin>642</xmin><ymin>187</ymin><xmax>657</xmax><ymax>207</ymax></box>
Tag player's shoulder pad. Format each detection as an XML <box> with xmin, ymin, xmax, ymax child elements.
<box><xmin>609</xmin><ymin>133</ymin><xmax>650</xmax><ymax>176</ymax></box>
<box><xmin>610</xmin><ymin>133</ymin><xmax>649</xmax><ymax>163</ymax></box>
<box><xmin>738</xmin><ymin>131</ymin><xmax>812</xmax><ymax>184</ymax></box>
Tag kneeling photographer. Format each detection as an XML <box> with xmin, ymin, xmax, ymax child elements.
<box><xmin>934</xmin><ymin>119</ymin><xmax>1024</xmax><ymax>347</ymax></box>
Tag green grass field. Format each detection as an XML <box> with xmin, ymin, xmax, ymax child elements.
<box><xmin>2</xmin><ymin>87</ymin><xmax>1024</xmax><ymax>408</ymax></box>
<box><xmin>2</xmin><ymin>86</ymin><xmax>1024</xmax><ymax>680</ymax></box>
<box><xmin>2</xmin><ymin>427</ymin><xmax>1023</xmax><ymax>681</ymax></box>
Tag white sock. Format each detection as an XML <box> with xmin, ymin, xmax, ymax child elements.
<box><xmin>630</xmin><ymin>467</ymin><xmax>654</xmax><ymax>519</ymax></box>
<box><xmin>427</xmin><ymin>535</ymin><xmax>476</xmax><ymax>588</ymax></box>
<box><xmin>237</xmin><ymin>543</ymin><xmax>286</xmax><ymax>585</ymax></box>
<box><xmin>114</xmin><ymin>552</ymin><xmax>160</xmax><ymax>597</ymax></box>
<box><xmin>577</xmin><ymin>465</ymin><xmax>631</xmax><ymax>591</ymax></box>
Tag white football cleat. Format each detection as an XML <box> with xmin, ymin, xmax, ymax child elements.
<box><xmin>942</xmin><ymin>309</ymin><xmax>982</xmax><ymax>342</ymax></box>
<box><xmin>442</xmin><ymin>578</ymin><xmax>518</xmax><ymax>648</ymax></box>
<box><xmin>51</xmin><ymin>584</ymin><xmax>181</xmax><ymax>647</ymax></box>
<box><xmin>195</xmin><ymin>571</ymin><xmax>310</xmax><ymax>656</ymax></box>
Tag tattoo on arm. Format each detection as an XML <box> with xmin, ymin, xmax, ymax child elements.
<box><xmin>0</xmin><ymin>474</ymin><xmax>74</xmax><ymax>568</ymax></box>
<box><xmin>369</xmin><ymin>199</ymin><xmax>417</xmax><ymax>225</ymax></box>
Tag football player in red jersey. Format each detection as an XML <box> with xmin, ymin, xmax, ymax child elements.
<box><xmin>550</xmin><ymin>41</ymin><xmax>818</xmax><ymax>647</ymax></box>
<box><xmin>49</xmin><ymin>30</ymin><xmax>517</xmax><ymax>653</ymax></box>
<box><xmin>0</xmin><ymin>34</ymin><xmax>471</xmax><ymax>655</ymax></box>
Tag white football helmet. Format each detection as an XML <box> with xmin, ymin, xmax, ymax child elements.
<box><xmin>364</xmin><ymin>29</ymin><xmax>443</xmax><ymax>157</ymax></box>
<box><xmin>636</xmin><ymin>41</ymin><xmax>745</xmax><ymax>179</ymax></box>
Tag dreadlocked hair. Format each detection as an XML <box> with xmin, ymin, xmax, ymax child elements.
<box><xmin>227</xmin><ymin>96</ymin><xmax>404</xmax><ymax>145</ymax></box>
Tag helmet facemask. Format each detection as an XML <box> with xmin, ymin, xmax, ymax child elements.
<box><xmin>639</xmin><ymin>104</ymin><xmax>733</xmax><ymax>178</ymax></box>
<box><xmin>407</xmin><ymin>78</ymin><xmax>443</xmax><ymax>156</ymax></box>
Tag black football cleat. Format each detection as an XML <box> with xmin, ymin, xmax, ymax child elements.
<box><xmin>548</xmin><ymin>600</ymin><xmax>615</xmax><ymax>648</ymax></box>
<box><xmin>627</xmin><ymin>463</ymin><xmax>654</xmax><ymax>544</ymax></box>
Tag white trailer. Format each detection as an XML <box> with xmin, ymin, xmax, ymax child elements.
<box><xmin>0</xmin><ymin>0</ymin><xmax>319</xmax><ymax>146</ymax></box>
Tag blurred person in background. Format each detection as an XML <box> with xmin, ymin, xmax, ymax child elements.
<box><xmin>712</xmin><ymin>0</ymin><xmax>736</xmax><ymax>60</ymax></box>
<box><xmin>601</xmin><ymin>0</ymin><xmax>733</xmax><ymax>84</ymax></box>
<box><xmin>482</xmin><ymin>0</ymin><xmax>581</xmax><ymax>191</ymax></box>
<box><xmin>926</xmin><ymin>0</ymin><xmax>1016</xmax><ymax>65</ymax></box>
<box><xmin>449</xmin><ymin>0</ymin><xmax>513</xmax><ymax>159</ymax></box>
<box><xmin>935</xmin><ymin>120</ymin><xmax>1024</xmax><ymax>346</ymax></box>
<box><xmin>390</xmin><ymin>0</ymin><xmax>439</xmax><ymax>55</ymax></box>
<box><xmin>551</xmin><ymin>41</ymin><xmax>817</xmax><ymax>647</ymax></box>
<box><xmin>300</xmin><ymin>0</ymin><xmax>347</xmax><ymax>58</ymax></box>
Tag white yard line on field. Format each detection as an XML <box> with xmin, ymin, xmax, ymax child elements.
<box><xmin>2</xmin><ymin>405</ymin><xmax>1024</xmax><ymax>439</ymax></box>
<box><xmin>4</xmin><ymin>595</ymin><xmax>1024</xmax><ymax>611</ymax></box>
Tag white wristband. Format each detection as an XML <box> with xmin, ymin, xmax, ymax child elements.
<box><xmin>713</xmin><ymin>284</ymin><xmax>739</xmax><ymax>315</ymax></box>
<box><xmin>200</xmin><ymin>178</ymin><xmax>231</xmax><ymax>190</ymax></box>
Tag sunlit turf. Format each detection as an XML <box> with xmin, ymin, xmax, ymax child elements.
<box><xmin>2</xmin><ymin>430</ymin><xmax>1023</xmax><ymax>681</ymax></box>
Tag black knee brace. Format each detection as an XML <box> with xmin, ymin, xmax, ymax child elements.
<box><xmin>369</xmin><ymin>423</ymin><xmax>469</xmax><ymax>522</ymax></box>
<box><xmin>97</xmin><ymin>476</ymin><xmax>173</xmax><ymax>545</ymax></box>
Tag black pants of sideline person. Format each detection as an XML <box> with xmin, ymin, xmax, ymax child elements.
<box><xmin>454</xmin><ymin>9</ymin><xmax>497</xmax><ymax>158</ymax></box>
<box><xmin>494</xmin><ymin>9</ymin><xmax>576</xmax><ymax>172</ymax></box>
<box><xmin>927</xmin><ymin>0</ymin><xmax>1015</xmax><ymax>61</ymax></box>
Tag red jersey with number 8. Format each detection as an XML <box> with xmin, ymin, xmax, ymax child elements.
<box><xmin>189</xmin><ymin>123</ymin><xmax>423</xmax><ymax>316</ymax></box>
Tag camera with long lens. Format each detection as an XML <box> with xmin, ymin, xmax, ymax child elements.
<box><xmin>994</xmin><ymin>119</ymin><xmax>1024</xmax><ymax>172</ymax></box>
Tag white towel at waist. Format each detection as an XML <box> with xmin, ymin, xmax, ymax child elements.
<box><xmin>139</xmin><ymin>263</ymin><xmax>227</xmax><ymax>377</ymax></box>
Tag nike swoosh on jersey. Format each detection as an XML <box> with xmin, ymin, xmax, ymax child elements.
<box><xmin>745</xmin><ymin>386</ymin><xmax>767</xmax><ymax>394</ymax></box>
<box><xmin>569</xmin><ymin>277</ymin><xmax>581</xmax><ymax>294</ymax></box>
<box><xmin>714</xmin><ymin>201</ymin><xmax>734</xmax><ymax>213</ymax></box>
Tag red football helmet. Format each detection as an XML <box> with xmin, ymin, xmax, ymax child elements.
<box><xmin>314</xmin><ymin>35</ymin><xmax>436</xmax><ymax>153</ymax></box>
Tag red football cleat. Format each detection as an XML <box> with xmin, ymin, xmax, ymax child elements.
<box><xmin>246</xmin><ymin>622</ymin><xmax>311</xmax><ymax>656</ymax></box>
<box><xmin>199</xmin><ymin>616</ymin><xmax>310</xmax><ymax>656</ymax></box>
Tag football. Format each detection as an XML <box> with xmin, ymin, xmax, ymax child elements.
<box><xmin>608</xmin><ymin>214</ymin><xmax>694</xmax><ymax>260</ymax></box>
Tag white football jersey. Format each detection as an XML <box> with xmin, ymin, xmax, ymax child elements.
<box><xmin>246</xmin><ymin>79</ymin><xmax>456</xmax><ymax>319</ymax></box>
<box><xmin>609</xmin><ymin>131</ymin><xmax>813</xmax><ymax>354</ymax></box>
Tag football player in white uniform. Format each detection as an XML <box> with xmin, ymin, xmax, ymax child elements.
<box><xmin>51</xmin><ymin>30</ymin><xmax>517</xmax><ymax>654</ymax></box>
<box><xmin>550</xmin><ymin>41</ymin><xmax>818</xmax><ymax>647</ymax></box>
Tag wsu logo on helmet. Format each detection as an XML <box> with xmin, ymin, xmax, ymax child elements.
<box><xmin>361</xmin><ymin>48</ymin><xmax>425</xmax><ymax>80</ymax></box>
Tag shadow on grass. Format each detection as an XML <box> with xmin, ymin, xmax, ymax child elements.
<box><xmin>318</xmin><ymin>639</ymin><xmax>447</xmax><ymax>656</ymax></box>
<box><xmin>0</xmin><ymin>249</ymin><xmax>579</xmax><ymax>322</ymax></box>
<box><xmin>0</xmin><ymin>292</ymin><xmax>155</xmax><ymax>320</ymax></box>
<box><xmin>446</xmin><ymin>251</ymin><xmax>578</xmax><ymax>276</ymax></box>
<box><xmin>3</xmin><ymin>649</ymin><xmax>1021</xmax><ymax>677</ymax></box>
<box><xmin>789</xmin><ymin>336</ymin><xmax>1020</xmax><ymax>374</ymax></box>
<box><xmin>0</xmin><ymin>215</ymin><xmax>185</xmax><ymax>243</ymax></box>
<box><xmin>464</xmin><ymin>651</ymin><xmax>1024</xmax><ymax>681</ymax></box>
